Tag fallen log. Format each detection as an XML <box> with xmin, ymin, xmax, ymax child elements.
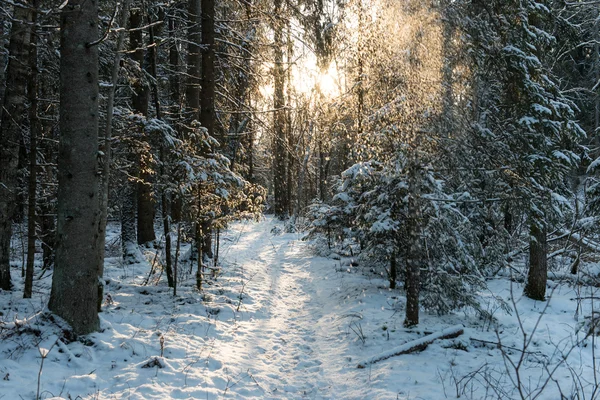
<box><xmin>357</xmin><ymin>324</ymin><xmax>464</xmax><ymax>368</ymax></box>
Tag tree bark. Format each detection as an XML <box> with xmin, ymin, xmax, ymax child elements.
<box><xmin>120</xmin><ymin>7</ymin><xmax>141</xmax><ymax>259</ymax></box>
<box><xmin>404</xmin><ymin>163</ymin><xmax>421</xmax><ymax>327</ymax></box>
<box><xmin>130</xmin><ymin>8</ymin><xmax>155</xmax><ymax>245</ymax></box>
<box><xmin>389</xmin><ymin>253</ymin><xmax>397</xmax><ymax>290</ymax></box>
<box><xmin>24</xmin><ymin>0</ymin><xmax>40</xmax><ymax>299</ymax></box>
<box><xmin>185</xmin><ymin>0</ymin><xmax>201</xmax><ymax>122</ymax></box>
<box><xmin>146</xmin><ymin>11</ymin><xmax>174</xmax><ymax>288</ymax></box>
<box><xmin>121</xmin><ymin>178</ymin><xmax>138</xmax><ymax>264</ymax></box>
<box><xmin>48</xmin><ymin>0</ymin><xmax>101</xmax><ymax>335</ymax></box>
<box><xmin>272</xmin><ymin>0</ymin><xmax>287</xmax><ymax>218</ymax></box>
<box><xmin>98</xmin><ymin>0</ymin><xmax>130</xmax><ymax>309</ymax></box>
<box><xmin>200</xmin><ymin>0</ymin><xmax>216</xmax><ymax>257</ymax></box>
<box><xmin>524</xmin><ymin>221</ymin><xmax>547</xmax><ymax>301</ymax></box>
<box><xmin>0</xmin><ymin>3</ymin><xmax>33</xmax><ymax>291</ymax></box>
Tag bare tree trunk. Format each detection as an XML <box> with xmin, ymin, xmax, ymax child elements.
<box><xmin>295</xmin><ymin>135</ymin><xmax>311</xmax><ymax>220</ymax></box>
<box><xmin>168</xmin><ymin>12</ymin><xmax>183</xmax><ymax>223</ymax></box>
<box><xmin>98</xmin><ymin>0</ymin><xmax>130</xmax><ymax>309</ymax></box>
<box><xmin>272</xmin><ymin>0</ymin><xmax>287</xmax><ymax>218</ymax></box>
<box><xmin>39</xmin><ymin>37</ymin><xmax>57</xmax><ymax>274</ymax></box>
<box><xmin>200</xmin><ymin>0</ymin><xmax>216</xmax><ymax>257</ymax></box>
<box><xmin>196</xmin><ymin>223</ymin><xmax>203</xmax><ymax>290</ymax></box>
<box><xmin>0</xmin><ymin>3</ymin><xmax>33</xmax><ymax>291</ymax></box>
<box><xmin>0</xmin><ymin>12</ymin><xmax>7</xmax><ymax>119</ymax></box>
<box><xmin>594</xmin><ymin>6</ymin><xmax>600</xmax><ymax>147</ymax></box>
<box><xmin>389</xmin><ymin>253</ymin><xmax>397</xmax><ymax>290</ymax></box>
<box><xmin>404</xmin><ymin>163</ymin><xmax>421</xmax><ymax>327</ymax></box>
<box><xmin>186</xmin><ymin>0</ymin><xmax>201</xmax><ymax>122</ymax></box>
<box><xmin>441</xmin><ymin>0</ymin><xmax>454</xmax><ymax>140</ymax></box>
<box><xmin>524</xmin><ymin>221</ymin><xmax>547</xmax><ymax>301</ymax></box>
<box><xmin>121</xmin><ymin>182</ymin><xmax>138</xmax><ymax>264</ymax></box>
<box><xmin>146</xmin><ymin>12</ymin><xmax>174</xmax><ymax>288</ymax></box>
<box><xmin>48</xmin><ymin>0</ymin><xmax>101</xmax><ymax>335</ymax></box>
<box><xmin>119</xmin><ymin>9</ymin><xmax>140</xmax><ymax>263</ymax></box>
<box><xmin>353</xmin><ymin>0</ymin><xmax>365</xmax><ymax>164</ymax></box>
<box><xmin>24</xmin><ymin>0</ymin><xmax>40</xmax><ymax>299</ymax></box>
<box><xmin>130</xmin><ymin>8</ymin><xmax>155</xmax><ymax>245</ymax></box>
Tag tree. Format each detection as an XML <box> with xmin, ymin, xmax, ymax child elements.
<box><xmin>0</xmin><ymin>2</ymin><xmax>33</xmax><ymax>291</ymax></box>
<box><xmin>24</xmin><ymin>0</ymin><xmax>41</xmax><ymax>299</ymax></box>
<box><xmin>271</xmin><ymin>0</ymin><xmax>288</xmax><ymax>218</ymax></box>
<box><xmin>48</xmin><ymin>0</ymin><xmax>101</xmax><ymax>335</ymax></box>
<box><xmin>463</xmin><ymin>0</ymin><xmax>584</xmax><ymax>301</ymax></box>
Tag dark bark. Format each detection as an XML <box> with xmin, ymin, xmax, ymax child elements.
<box><xmin>174</xmin><ymin>223</ymin><xmax>182</xmax><ymax>296</ymax></box>
<box><xmin>0</xmin><ymin>3</ymin><xmax>33</xmax><ymax>291</ymax></box>
<box><xmin>130</xmin><ymin>8</ymin><xmax>155</xmax><ymax>245</ymax></box>
<box><xmin>130</xmin><ymin>9</ymin><xmax>149</xmax><ymax>116</ymax></box>
<box><xmin>185</xmin><ymin>0</ymin><xmax>201</xmax><ymax>122</ymax></box>
<box><xmin>389</xmin><ymin>253</ymin><xmax>397</xmax><ymax>290</ymax></box>
<box><xmin>24</xmin><ymin>1</ymin><xmax>40</xmax><ymax>299</ymax></box>
<box><xmin>0</xmin><ymin>15</ymin><xmax>7</xmax><ymax>119</ymax></box>
<box><xmin>441</xmin><ymin>1</ymin><xmax>454</xmax><ymax>139</ymax></box>
<box><xmin>196</xmin><ymin>223</ymin><xmax>203</xmax><ymax>290</ymax></box>
<box><xmin>201</xmin><ymin>0</ymin><xmax>215</xmax><ymax>140</ymax></box>
<box><xmin>227</xmin><ymin>1</ymin><xmax>256</xmax><ymax>177</ymax></box>
<box><xmin>168</xmin><ymin>13</ymin><xmax>183</xmax><ymax>223</ymax></box>
<box><xmin>146</xmin><ymin>13</ymin><xmax>174</xmax><ymax>288</ymax></box>
<box><xmin>199</xmin><ymin>0</ymin><xmax>216</xmax><ymax>258</ymax></box>
<box><xmin>40</xmin><ymin>211</ymin><xmax>54</xmax><ymax>271</ymax></box>
<box><xmin>120</xmin><ymin>13</ymin><xmax>139</xmax><ymax>260</ymax></box>
<box><xmin>272</xmin><ymin>0</ymin><xmax>287</xmax><ymax>218</ymax></box>
<box><xmin>524</xmin><ymin>222</ymin><xmax>547</xmax><ymax>301</ymax></box>
<box><xmin>98</xmin><ymin>0</ymin><xmax>130</xmax><ymax>310</ymax></box>
<box><xmin>404</xmin><ymin>164</ymin><xmax>421</xmax><ymax>327</ymax></box>
<box><xmin>48</xmin><ymin>0</ymin><xmax>101</xmax><ymax>335</ymax></box>
<box><xmin>121</xmin><ymin>183</ymin><xmax>138</xmax><ymax>264</ymax></box>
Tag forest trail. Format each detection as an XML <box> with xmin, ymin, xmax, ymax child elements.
<box><xmin>213</xmin><ymin>217</ymin><xmax>340</xmax><ymax>398</ymax></box>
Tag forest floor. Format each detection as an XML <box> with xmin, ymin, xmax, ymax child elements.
<box><xmin>1</xmin><ymin>217</ymin><xmax>600</xmax><ymax>399</ymax></box>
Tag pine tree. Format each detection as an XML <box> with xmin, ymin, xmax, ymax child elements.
<box><xmin>48</xmin><ymin>0</ymin><xmax>101</xmax><ymax>335</ymax></box>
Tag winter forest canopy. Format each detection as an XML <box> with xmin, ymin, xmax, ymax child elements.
<box><xmin>3</xmin><ymin>0</ymin><xmax>600</xmax><ymax>398</ymax></box>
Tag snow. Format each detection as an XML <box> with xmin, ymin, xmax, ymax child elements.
<box><xmin>1</xmin><ymin>218</ymin><xmax>600</xmax><ymax>399</ymax></box>
<box><xmin>587</xmin><ymin>156</ymin><xmax>600</xmax><ymax>173</ymax></box>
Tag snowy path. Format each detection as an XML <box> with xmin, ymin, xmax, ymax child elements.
<box><xmin>213</xmin><ymin>219</ymin><xmax>337</xmax><ymax>398</ymax></box>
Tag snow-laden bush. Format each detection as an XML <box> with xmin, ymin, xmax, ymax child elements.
<box><xmin>309</xmin><ymin>152</ymin><xmax>490</xmax><ymax>315</ymax></box>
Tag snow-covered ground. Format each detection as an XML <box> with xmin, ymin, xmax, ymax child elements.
<box><xmin>1</xmin><ymin>217</ymin><xmax>600</xmax><ymax>399</ymax></box>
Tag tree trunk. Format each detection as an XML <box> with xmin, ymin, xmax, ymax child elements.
<box><xmin>24</xmin><ymin>1</ymin><xmax>40</xmax><ymax>299</ymax></box>
<box><xmin>404</xmin><ymin>164</ymin><xmax>421</xmax><ymax>327</ymax></box>
<box><xmin>524</xmin><ymin>221</ymin><xmax>547</xmax><ymax>301</ymax></box>
<box><xmin>186</xmin><ymin>0</ymin><xmax>201</xmax><ymax>122</ymax></box>
<box><xmin>0</xmin><ymin>13</ymin><xmax>7</xmax><ymax>119</ymax></box>
<box><xmin>130</xmin><ymin>8</ymin><xmax>155</xmax><ymax>245</ymax></box>
<box><xmin>130</xmin><ymin>8</ymin><xmax>149</xmax><ymax>117</ymax></box>
<box><xmin>0</xmin><ymin>3</ymin><xmax>33</xmax><ymax>291</ymax></box>
<box><xmin>121</xmin><ymin>183</ymin><xmax>138</xmax><ymax>264</ymax></box>
<box><xmin>146</xmin><ymin>12</ymin><xmax>174</xmax><ymax>288</ymax></box>
<box><xmin>200</xmin><ymin>0</ymin><xmax>216</xmax><ymax>257</ymax></box>
<box><xmin>48</xmin><ymin>0</ymin><xmax>101</xmax><ymax>335</ymax></box>
<box><xmin>389</xmin><ymin>253</ymin><xmax>397</xmax><ymax>290</ymax></box>
<box><xmin>201</xmin><ymin>0</ymin><xmax>215</xmax><ymax>141</ymax></box>
<box><xmin>440</xmin><ymin>0</ymin><xmax>454</xmax><ymax>140</ymax></box>
<box><xmin>168</xmin><ymin>12</ymin><xmax>183</xmax><ymax>223</ymax></box>
<box><xmin>272</xmin><ymin>0</ymin><xmax>287</xmax><ymax>218</ymax></box>
<box><xmin>98</xmin><ymin>0</ymin><xmax>130</xmax><ymax>309</ymax></box>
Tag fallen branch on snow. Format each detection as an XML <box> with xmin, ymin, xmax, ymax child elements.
<box><xmin>357</xmin><ymin>324</ymin><xmax>464</xmax><ymax>369</ymax></box>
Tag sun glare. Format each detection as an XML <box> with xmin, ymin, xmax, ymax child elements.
<box><xmin>317</xmin><ymin>62</ymin><xmax>341</xmax><ymax>98</ymax></box>
<box><xmin>292</xmin><ymin>54</ymin><xmax>341</xmax><ymax>99</ymax></box>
